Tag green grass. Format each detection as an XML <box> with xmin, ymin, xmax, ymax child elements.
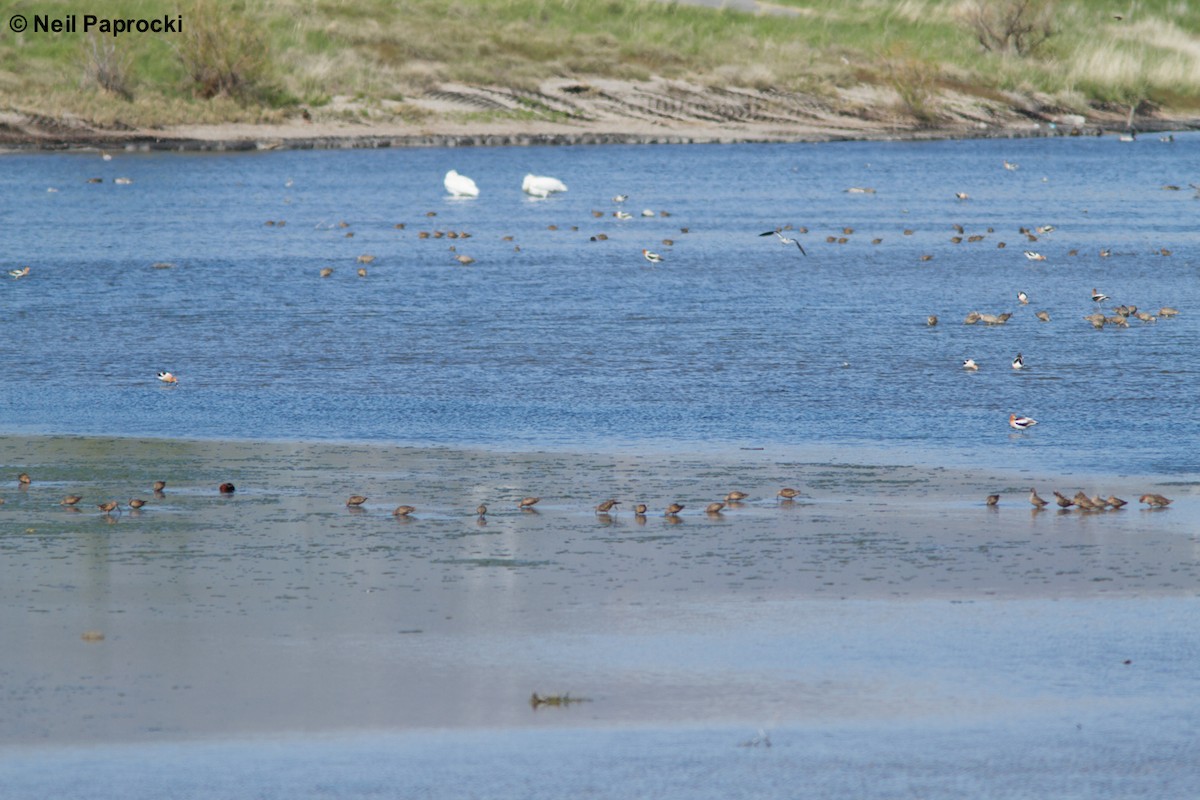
<box><xmin>2</xmin><ymin>0</ymin><xmax>1200</xmax><ymax>127</ymax></box>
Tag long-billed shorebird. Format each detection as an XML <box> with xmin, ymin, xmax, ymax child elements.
<box><xmin>705</xmin><ymin>502</ymin><xmax>726</xmax><ymax>514</ymax></box>
<box><xmin>518</xmin><ymin>496</ymin><xmax>540</xmax><ymax>509</ymax></box>
<box><xmin>1029</xmin><ymin>488</ymin><xmax>1049</xmax><ymax>509</ymax></box>
<box><xmin>346</xmin><ymin>495</ymin><xmax>367</xmax><ymax>507</ymax></box>
<box><xmin>393</xmin><ymin>505</ymin><xmax>416</xmax><ymax>517</ymax></box>
<box><xmin>1053</xmin><ymin>491</ymin><xmax>1075</xmax><ymax>509</ymax></box>
<box><xmin>1009</xmin><ymin>414</ymin><xmax>1037</xmax><ymax>431</ymax></box>
<box><xmin>61</xmin><ymin>495</ymin><xmax>83</xmax><ymax>506</ymax></box>
<box><xmin>665</xmin><ymin>503</ymin><xmax>684</xmax><ymax>517</ymax></box>
<box><xmin>777</xmin><ymin>487</ymin><xmax>800</xmax><ymax>500</ymax></box>
<box><xmin>129</xmin><ymin>498</ymin><xmax>147</xmax><ymax>510</ymax></box>
<box><xmin>642</xmin><ymin>249</ymin><xmax>664</xmax><ymax>264</ymax></box>
<box><xmin>1139</xmin><ymin>493</ymin><xmax>1172</xmax><ymax>507</ymax></box>
<box><xmin>725</xmin><ymin>491</ymin><xmax>748</xmax><ymax>503</ymax></box>
<box><xmin>595</xmin><ymin>499</ymin><xmax>619</xmax><ymax>514</ymax></box>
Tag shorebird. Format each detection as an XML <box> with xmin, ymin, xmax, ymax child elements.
<box><xmin>18</xmin><ymin>472</ymin><xmax>31</xmax><ymax>485</ymax></box>
<box><xmin>443</xmin><ymin>169</ymin><xmax>479</xmax><ymax>198</ymax></box>
<box><xmin>346</xmin><ymin>495</ymin><xmax>367</xmax><ymax>507</ymax></box>
<box><xmin>1159</xmin><ymin>306</ymin><xmax>1179</xmax><ymax>317</ymax></box>
<box><xmin>1011</xmin><ymin>353</ymin><xmax>1025</xmax><ymax>370</ymax></box>
<box><xmin>319</xmin><ymin>267</ymin><xmax>334</xmax><ymax>278</ymax></box>
<box><xmin>128</xmin><ymin>498</ymin><xmax>147</xmax><ymax>509</ymax></box>
<box><xmin>521</xmin><ymin>174</ymin><xmax>567</xmax><ymax>198</ymax></box>
<box><xmin>8</xmin><ymin>266</ymin><xmax>30</xmax><ymax>279</ymax></box>
<box><xmin>1053</xmin><ymin>491</ymin><xmax>1074</xmax><ymax>509</ymax></box>
<box><xmin>963</xmin><ymin>311</ymin><xmax>981</xmax><ymax>325</ymax></box>
<box><xmin>1009</xmin><ymin>414</ymin><xmax>1037</xmax><ymax>430</ymax></box>
<box><xmin>986</xmin><ymin>494</ymin><xmax>1000</xmax><ymax>506</ymax></box>
<box><xmin>1024</xmin><ymin>251</ymin><xmax>1046</xmax><ymax>261</ymax></box>
<box><xmin>595</xmin><ymin>499</ymin><xmax>619</xmax><ymax>514</ymax></box>
<box><xmin>642</xmin><ymin>249</ymin><xmax>663</xmax><ymax>264</ymax></box>
<box><xmin>759</xmin><ymin>230</ymin><xmax>807</xmax><ymax>255</ymax></box>
<box><xmin>705</xmin><ymin>502</ymin><xmax>726</xmax><ymax>514</ymax></box>
<box><xmin>1029</xmin><ymin>488</ymin><xmax>1049</xmax><ymax>509</ymax></box>
<box><xmin>1073</xmin><ymin>492</ymin><xmax>1097</xmax><ymax>510</ymax></box>
<box><xmin>725</xmin><ymin>491</ymin><xmax>748</xmax><ymax>503</ymax></box>
<box><xmin>518</xmin><ymin>496</ymin><xmax>540</xmax><ymax>509</ymax></box>
<box><xmin>357</xmin><ymin>268</ymin><xmax>368</xmax><ymax>278</ymax></box>
<box><xmin>614</xmin><ymin>211</ymin><xmax>633</xmax><ymax>220</ymax></box>
<box><xmin>476</xmin><ymin>504</ymin><xmax>487</xmax><ymax>517</ymax></box>
<box><xmin>156</xmin><ymin>371</ymin><xmax>178</xmax><ymax>384</ymax></box>
<box><xmin>955</xmin><ymin>192</ymin><xmax>969</xmax><ymax>201</ymax></box>
<box><xmin>219</xmin><ymin>483</ymin><xmax>236</xmax><ymax>494</ymax></box>
<box><xmin>926</xmin><ymin>315</ymin><xmax>938</xmax><ymax>326</ymax></box>
<box><xmin>665</xmin><ymin>503</ymin><xmax>684</xmax><ymax>517</ymax></box>
<box><xmin>393</xmin><ymin>505</ymin><xmax>416</xmax><ymax>517</ymax></box>
<box><xmin>777</xmin><ymin>487</ymin><xmax>800</xmax><ymax>500</ymax></box>
<box><xmin>612</xmin><ymin>194</ymin><xmax>628</xmax><ymax>203</ymax></box>
<box><xmin>1004</xmin><ymin>160</ymin><xmax>1019</xmax><ymax>171</ymax></box>
<box><xmin>1139</xmin><ymin>493</ymin><xmax>1172</xmax><ymax>507</ymax></box>
<box><xmin>97</xmin><ymin>500</ymin><xmax>120</xmax><ymax>514</ymax></box>
<box><xmin>1106</xmin><ymin>495</ymin><xmax>1128</xmax><ymax>509</ymax></box>
<box><xmin>153</xmin><ymin>480</ymin><xmax>166</xmax><ymax>493</ymax></box>
<box><xmin>1017</xmin><ymin>291</ymin><xmax>1029</xmax><ymax>305</ymax></box>
<box><xmin>60</xmin><ymin>495</ymin><xmax>83</xmax><ymax>506</ymax></box>
<box><xmin>963</xmin><ymin>358</ymin><xmax>979</xmax><ymax>371</ymax></box>
<box><xmin>1036</xmin><ymin>310</ymin><xmax>1050</xmax><ymax>322</ymax></box>
<box><xmin>634</xmin><ymin>503</ymin><xmax>648</xmax><ymax>516</ymax></box>
<box><xmin>1091</xmin><ymin>288</ymin><xmax>1109</xmax><ymax>303</ymax></box>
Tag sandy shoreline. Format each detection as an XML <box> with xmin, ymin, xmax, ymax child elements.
<box><xmin>3</xmin><ymin>77</ymin><xmax>1196</xmax><ymax>153</ymax></box>
<box><xmin>2</xmin><ymin>433</ymin><xmax>1196</xmax><ymax>747</ymax></box>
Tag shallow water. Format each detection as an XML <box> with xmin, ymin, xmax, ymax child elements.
<box><xmin>1</xmin><ymin>135</ymin><xmax>1198</xmax><ymax>474</ymax></box>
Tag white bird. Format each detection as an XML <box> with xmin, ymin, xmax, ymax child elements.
<box><xmin>1091</xmin><ymin>288</ymin><xmax>1109</xmax><ymax>303</ymax></box>
<box><xmin>1024</xmin><ymin>251</ymin><xmax>1046</xmax><ymax>261</ymax></box>
<box><xmin>759</xmin><ymin>230</ymin><xmax>807</xmax><ymax>256</ymax></box>
<box><xmin>1011</xmin><ymin>352</ymin><xmax>1024</xmax><ymax>370</ymax></box>
<box><xmin>963</xmin><ymin>358</ymin><xmax>979</xmax><ymax>371</ymax></box>
<box><xmin>613</xmin><ymin>211</ymin><xmax>632</xmax><ymax>220</ymax></box>
<box><xmin>1003</xmin><ymin>160</ymin><xmax>1019</xmax><ymax>171</ymax></box>
<box><xmin>443</xmin><ymin>170</ymin><xmax>479</xmax><ymax>198</ymax></box>
<box><xmin>612</xmin><ymin>194</ymin><xmax>628</xmax><ymax>203</ymax></box>
<box><xmin>1009</xmin><ymin>413</ymin><xmax>1037</xmax><ymax>430</ymax></box>
<box><xmin>8</xmin><ymin>266</ymin><xmax>30</xmax><ymax>279</ymax></box>
<box><xmin>156</xmin><ymin>371</ymin><xmax>178</xmax><ymax>384</ymax></box>
<box><xmin>642</xmin><ymin>249</ymin><xmax>664</xmax><ymax>264</ymax></box>
<box><xmin>955</xmin><ymin>192</ymin><xmax>970</xmax><ymax>201</ymax></box>
<box><xmin>522</xmin><ymin>174</ymin><xmax>567</xmax><ymax>198</ymax></box>
<box><xmin>1017</xmin><ymin>291</ymin><xmax>1029</xmax><ymax>304</ymax></box>
<box><xmin>641</xmin><ymin>209</ymin><xmax>656</xmax><ymax>217</ymax></box>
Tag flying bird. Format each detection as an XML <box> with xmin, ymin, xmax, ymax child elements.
<box><xmin>759</xmin><ymin>230</ymin><xmax>807</xmax><ymax>255</ymax></box>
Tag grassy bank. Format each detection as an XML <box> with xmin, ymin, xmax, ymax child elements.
<box><xmin>2</xmin><ymin>0</ymin><xmax>1199</xmax><ymax>129</ymax></box>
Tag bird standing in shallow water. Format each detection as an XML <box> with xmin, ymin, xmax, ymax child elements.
<box><xmin>219</xmin><ymin>483</ymin><xmax>236</xmax><ymax>494</ymax></box>
<box><xmin>346</xmin><ymin>495</ymin><xmax>367</xmax><ymax>507</ymax></box>
<box><xmin>963</xmin><ymin>358</ymin><xmax>979</xmax><ymax>371</ymax></box>
<box><xmin>1012</xmin><ymin>353</ymin><xmax>1025</xmax><ymax>370</ymax></box>
<box><xmin>725</xmin><ymin>491</ymin><xmax>748</xmax><ymax>503</ymax></box>
<box><xmin>595</xmin><ymin>499</ymin><xmax>619</xmax><ymax>514</ymax></box>
<box><xmin>1017</xmin><ymin>291</ymin><xmax>1029</xmax><ymax>305</ymax></box>
<box><xmin>18</xmin><ymin>472</ymin><xmax>31</xmax><ymax>485</ymax></box>
<box><xmin>128</xmin><ymin>498</ymin><xmax>147</xmax><ymax>510</ymax></box>
<box><xmin>1107</xmin><ymin>495</ymin><xmax>1128</xmax><ymax>509</ymax></box>
<box><xmin>393</xmin><ymin>505</ymin><xmax>416</xmax><ymax>517</ymax></box>
<box><xmin>1009</xmin><ymin>414</ymin><xmax>1037</xmax><ymax>430</ymax></box>
<box><xmin>986</xmin><ymin>494</ymin><xmax>1000</xmax><ymax>506</ymax></box>
<box><xmin>665</xmin><ymin>503</ymin><xmax>684</xmax><ymax>517</ymax></box>
<box><xmin>1029</xmin><ymin>489</ymin><xmax>1048</xmax><ymax>509</ymax></box>
<box><xmin>1053</xmin><ymin>491</ymin><xmax>1075</xmax><ymax>509</ymax></box>
<box><xmin>1139</xmin><ymin>493</ymin><xmax>1172</xmax><ymax>507</ymax></box>
<box><xmin>705</xmin><ymin>502</ymin><xmax>726</xmax><ymax>514</ymax></box>
<box><xmin>157</xmin><ymin>371</ymin><xmax>178</xmax><ymax>384</ymax></box>
<box><xmin>61</xmin><ymin>495</ymin><xmax>83</xmax><ymax>506</ymax></box>
<box><xmin>97</xmin><ymin>500</ymin><xmax>120</xmax><ymax>514</ymax></box>
<box><xmin>476</xmin><ymin>504</ymin><xmax>487</xmax><ymax>517</ymax></box>
<box><xmin>153</xmin><ymin>480</ymin><xmax>166</xmax><ymax>493</ymax></box>
<box><xmin>518</xmin><ymin>496</ymin><xmax>540</xmax><ymax>509</ymax></box>
<box><xmin>1092</xmin><ymin>288</ymin><xmax>1109</xmax><ymax>303</ymax></box>
<box><xmin>642</xmin><ymin>249</ymin><xmax>663</xmax><ymax>264</ymax></box>
<box><xmin>777</xmin><ymin>488</ymin><xmax>800</xmax><ymax>500</ymax></box>
<box><xmin>634</xmin><ymin>503</ymin><xmax>648</xmax><ymax>516</ymax></box>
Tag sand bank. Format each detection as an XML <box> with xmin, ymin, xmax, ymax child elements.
<box><xmin>1</xmin><ymin>434</ymin><xmax>1195</xmax><ymax>746</ymax></box>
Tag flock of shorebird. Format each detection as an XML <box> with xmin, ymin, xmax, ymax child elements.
<box><xmin>1019</xmin><ymin>488</ymin><xmax>1172</xmax><ymax>511</ymax></box>
<box><xmin>2</xmin><ymin>474</ymin><xmax>236</xmax><ymax>515</ymax></box>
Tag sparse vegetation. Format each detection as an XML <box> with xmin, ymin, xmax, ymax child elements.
<box><xmin>1</xmin><ymin>0</ymin><xmax>1200</xmax><ymax>129</ymax></box>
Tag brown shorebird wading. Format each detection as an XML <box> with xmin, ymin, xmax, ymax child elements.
<box><xmin>634</xmin><ymin>504</ymin><xmax>648</xmax><ymax>515</ymax></box>
<box><xmin>393</xmin><ymin>505</ymin><xmax>416</xmax><ymax>517</ymax></box>
<box><xmin>128</xmin><ymin>498</ymin><xmax>147</xmax><ymax>509</ymax></box>
<box><xmin>1053</xmin><ymin>491</ymin><xmax>1075</xmax><ymax>509</ymax></box>
<box><xmin>518</xmin><ymin>496</ymin><xmax>540</xmax><ymax>509</ymax></box>
<box><xmin>725</xmin><ymin>491</ymin><xmax>748</xmax><ymax>503</ymax></box>
<box><xmin>1107</xmin><ymin>495</ymin><xmax>1128</xmax><ymax>509</ymax></box>
<box><xmin>61</xmin><ymin>495</ymin><xmax>83</xmax><ymax>506</ymax></box>
<box><xmin>18</xmin><ymin>473</ymin><xmax>31</xmax><ymax>485</ymax></box>
<box><xmin>986</xmin><ymin>494</ymin><xmax>1000</xmax><ymax>506</ymax></box>
<box><xmin>665</xmin><ymin>503</ymin><xmax>684</xmax><ymax>517</ymax></box>
<box><xmin>97</xmin><ymin>501</ymin><xmax>120</xmax><ymax>514</ymax></box>
<box><xmin>595</xmin><ymin>499</ymin><xmax>619</xmax><ymax>514</ymax></box>
<box><xmin>705</xmin><ymin>502</ymin><xmax>725</xmax><ymax>514</ymax></box>
<box><xmin>777</xmin><ymin>488</ymin><xmax>800</xmax><ymax>500</ymax></box>
<box><xmin>346</xmin><ymin>495</ymin><xmax>367</xmax><ymax>507</ymax></box>
<box><xmin>476</xmin><ymin>504</ymin><xmax>487</xmax><ymax>517</ymax></box>
<box><xmin>219</xmin><ymin>483</ymin><xmax>236</xmax><ymax>494</ymax></box>
<box><xmin>1029</xmin><ymin>489</ymin><xmax>1048</xmax><ymax>509</ymax></box>
<box><xmin>153</xmin><ymin>480</ymin><xmax>167</xmax><ymax>492</ymax></box>
<box><xmin>1139</xmin><ymin>493</ymin><xmax>1172</xmax><ymax>507</ymax></box>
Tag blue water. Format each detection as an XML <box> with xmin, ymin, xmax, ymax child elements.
<box><xmin>2</xmin><ymin>135</ymin><xmax>1198</xmax><ymax>475</ymax></box>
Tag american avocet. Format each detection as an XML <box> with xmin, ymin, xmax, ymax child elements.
<box><xmin>1011</xmin><ymin>353</ymin><xmax>1024</xmax><ymax>370</ymax></box>
<box><xmin>1091</xmin><ymin>288</ymin><xmax>1109</xmax><ymax>303</ymax></box>
<box><xmin>963</xmin><ymin>358</ymin><xmax>979</xmax><ymax>370</ymax></box>
<box><xmin>642</xmin><ymin>249</ymin><xmax>663</xmax><ymax>263</ymax></box>
<box><xmin>1023</xmin><ymin>251</ymin><xmax>1046</xmax><ymax>261</ymax></box>
<box><xmin>518</xmin><ymin>496</ymin><xmax>540</xmax><ymax>509</ymax></box>
<box><xmin>1017</xmin><ymin>291</ymin><xmax>1029</xmax><ymax>304</ymax></box>
<box><xmin>955</xmin><ymin>192</ymin><xmax>969</xmax><ymax>200</ymax></box>
<box><xmin>1139</xmin><ymin>493</ymin><xmax>1172</xmax><ymax>507</ymax></box>
<box><xmin>9</xmin><ymin>266</ymin><xmax>29</xmax><ymax>279</ymax></box>
<box><xmin>1052</xmin><ymin>491</ymin><xmax>1074</xmax><ymax>509</ymax></box>
<box><xmin>1029</xmin><ymin>488</ymin><xmax>1048</xmax><ymax>509</ymax></box>
<box><xmin>521</xmin><ymin>174</ymin><xmax>567</xmax><ymax>198</ymax></box>
<box><xmin>156</xmin><ymin>371</ymin><xmax>178</xmax><ymax>384</ymax></box>
<box><xmin>759</xmin><ymin>230</ymin><xmax>807</xmax><ymax>255</ymax></box>
<box><xmin>1004</xmin><ymin>160</ymin><xmax>1019</xmax><ymax>170</ymax></box>
<box><xmin>613</xmin><ymin>211</ymin><xmax>632</xmax><ymax>220</ymax></box>
<box><xmin>346</xmin><ymin>495</ymin><xmax>367</xmax><ymax>507</ymax></box>
<box><xmin>705</xmin><ymin>502</ymin><xmax>725</xmax><ymax>514</ymax></box>
<box><xmin>1009</xmin><ymin>414</ymin><xmax>1037</xmax><ymax>430</ymax></box>
<box><xmin>612</xmin><ymin>194</ymin><xmax>628</xmax><ymax>203</ymax></box>
<box><xmin>443</xmin><ymin>170</ymin><xmax>479</xmax><ymax>198</ymax></box>
<box><xmin>595</xmin><ymin>499</ymin><xmax>619</xmax><ymax>514</ymax></box>
<box><xmin>393</xmin><ymin>505</ymin><xmax>416</xmax><ymax>517</ymax></box>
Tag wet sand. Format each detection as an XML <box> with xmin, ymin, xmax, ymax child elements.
<box><xmin>1</xmin><ymin>434</ymin><xmax>1196</xmax><ymax>751</ymax></box>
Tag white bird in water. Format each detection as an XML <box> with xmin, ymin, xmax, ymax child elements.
<box><xmin>963</xmin><ymin>358</ymin><xmax>979</xmax><ymax>371</ymax></box>
<box><xmin>642</xmin><ymin>249</ymin><xmax>664</xmax><ymax>264</ymax></box>
<box><xmin>759</xmin><ymin>230</ymin><xmax>806</xmax><ymax>255</ymax></box>
<box><xmin>612</xmin><ymin>194</ymin><xmax>628</xmax><ymax>203</ymax></box>
<box><xmin>8</xmin><ymin>266</ymin><xmax>30</xmax><ymax>279</ymax></box>
<box><xmin>156</xmin><ymin>371</ymin><xmax>178</xmax><ymax>384</ymax></box>
<box><xmin>1024</xmin><ymin>251</ymin><xmax>1046</xmax><ymax>261</ymax></box>
<box><xmin>1009</xmin><ymin>413</ymin><xmax>1037</xmax><ymax>430</ymax></box>
<box><xmin>1017</xmin><ymin>291</ymin><xmax>1029</xmax><ymax>304</ymax></box>
<box><xmin>1091</xmin><ymin>288</ymin><xmax>1109</xmax><ymax>303</ymax></box>
<box><xmin>443</xmin><ymin>170</ymin><xmax>479</xmax><ymax>198</ymax></box>
<box><xmin>1004</xmin><ymin>160</ymin><xmax>1019</xmax><ymax>171</ymax></box>
<box><xmin>522</xmin><ymin>174</ymin><xmax>568</xmax><ymax>198</ymax></box>
<box><xmin>1011</xmin><ymin>352</ymin><xmax>1025</xmax><ymax>370</ymax></box>
<box><xmin>613</xmin><ymin>211</ymin><xmax>632</xmax><ymax>220</ymax></box>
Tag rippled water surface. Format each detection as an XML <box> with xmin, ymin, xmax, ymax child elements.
<box><xmin>2</xmin><ymin>135</ymin><xmax>1198</xmax><ymax>473</ymax></box>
